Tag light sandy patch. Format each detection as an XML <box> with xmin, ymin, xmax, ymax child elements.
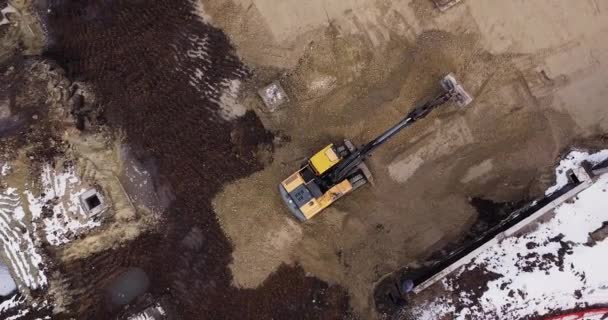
<box><xmin>230</xmin><ymin>216</ymin><xmax>302</xmax><ymax>288</ymax></box>
<box><xmin>388</xmin><ymin>117</ymin><xmax>474</xmax><ymax>183</ymax></box>
<box><xmin>195</xmin><ymin>0</ymin><xmax>412</xmax><ymax>68</ymax></box>
<box><xmin>306</xmin><ymin>73</ymin><xmax>338</xmax><ymax>98</ymax></box>
<box><xmin>193</xmin><ymin>0</ymin><xmax>213</xmax><ymax>24</ymax></box>
<box><xmin>467</xmin><ymin>1</ymin><xmax>607</xmax><ymax>54</ymax></box>
<box><xmin>388</xmin><ymin>155</ymin><xmax>424</xmax><ymax>183</ymax></box>
<box><xmin>247</xmin><ymin>0</ymin><xmax>365</xmax><ymax>43</ymax></box>
<box><xmin>460</xmin><ymin>159</ymin><xmax>494</xmax><ymax>184</ymax></box>
<box><xmin>213</xmin><ymin>155</ymin><xmax>303</xmax><ymax>288</ymax></box>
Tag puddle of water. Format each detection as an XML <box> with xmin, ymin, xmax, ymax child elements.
<box><xmin>0</xmin><ymin>262</ymin><xmax>17</xmax><ymax>296</ymax></box>
<box><xmin>105</xmin><ymin>268</ymin><xmax>150</xmax><ymax>306</ymax></box>
<box><xmin>120</xmin><ymin>145</ymin><xmax>174</xmax><ymax>213</ymax></box>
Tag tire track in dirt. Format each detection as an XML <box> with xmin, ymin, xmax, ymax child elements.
<box><xmin>41</xmin><ymin>0</ymin><xmax>353</xmax><ymax>318</ymax></box>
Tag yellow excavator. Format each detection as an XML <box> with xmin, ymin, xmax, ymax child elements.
<box><xmin>279</xmin><ymin>74</ymin><xmax>473</xmax><ymax>222</ymax></box>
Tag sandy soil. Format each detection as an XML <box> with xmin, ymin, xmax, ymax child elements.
<box><xmin>2</xmin><ymin>0</ymin><xmax>608</xmax><ymax>319</ymax></box>
<box><xmin>203</xmin><ymin>0</ymin><xmax>608</xmax><ymax>317</ymax></box>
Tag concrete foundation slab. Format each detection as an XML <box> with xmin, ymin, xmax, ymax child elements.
<box><xmin>258</xmin><ymin>81</ymin><xmax>289</xmax><ymax>112</ymax></box>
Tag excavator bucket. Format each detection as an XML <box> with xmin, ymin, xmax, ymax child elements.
<box><xmin>441</xmin><ymin>73</ymin><xmax>473</xmax><ymax>107</ymax></box>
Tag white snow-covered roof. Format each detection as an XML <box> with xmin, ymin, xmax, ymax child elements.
<box><xmin>408</xmin><ymin>150</ymin><xmax>608</xmax><ymax>320</ymax></box>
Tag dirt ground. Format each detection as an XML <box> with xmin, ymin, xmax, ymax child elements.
<box><xmin>202</xmin><ymin>0</ymin><xmax>608</xmax><ymax>317</ymax></box>
<box><xmin>34</xmin><ymin>0</ymin><xmax>352</xmax><ymax>319</ymax></box>
<box><xmin>2</xmin><ymin>0</ymin><xmax>608</xmax><ymax>319</ymax></box>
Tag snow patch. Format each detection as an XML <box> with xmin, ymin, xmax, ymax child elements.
<box><xmin>0</xmin><ymin>263</ymin><xmax>17</xmax><ymax>296</ymax></box>
<box><xmin>26</xmin><ymin>164</ymin><xmax>101</xmax><ymax>246</ymax></box>
<box><xmin>1</xmin><ymin>163</ymin><xmax>10</xmax><ymax>176</ymax></box>
<box><xmin>127</xmin><ymin>303</ymin><xmax>166</xmax><ymax>320</ymax></box>
<box><xmin>0</xmin><ymin>189</ymin><xmax>47</xmax><ymax>289</ymax></box>
<box><xmin>213</xmin><ymin>79</ymin><xmax>246</xmax><ymax>120</ymax></box>
<box><xmin>0</xmin><ymin>162</ymin><xmax>104</xmax><ymax>296</ymax></box>
<box><xmin>186</xmin><ymin>34</ymin><xmax>210</xmax><ymax>60</ymax></box>
<box><xmin>0</xmin><ymin>294</ymin><xmax>23</xmax><ymax>313</ymax></box>
<box><xmin>410</xmin><ymin>151</ymin><xmax>608</xmax><ymax>320</ymax></box>
<box><xmin>6</xmin><ymin>307</ymin><xmax>30</xmax><ymax>320</ymax></box>
<box><xmin>308</xmin><ymin>75</ymin><xmax>337</xmax><ymax>93</ymax></box>
<box><xmin>179</xmin><ymin>30</ymin><xmax>248</xmax><ymax>121</ymax></box>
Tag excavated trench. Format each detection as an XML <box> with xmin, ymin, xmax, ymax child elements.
<box><xmin>372</xmin><ymin>183</ymin><xmax>589</xmax><ymax>316</ymax></box>
<box><xmin>37</xmin><ymin>0</ymin><xmax>352</xmax><ymax>319</ymax></box>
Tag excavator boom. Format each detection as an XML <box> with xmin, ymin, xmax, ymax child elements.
<box><xmin>327</xmin><ymin>74</ymin><xmax>472</xmax><ymax>184</ymax></box>
<box><xmin>279</xmin><ymin>74</ymin><xmax>472</xmax><ymax>222</ymax></box>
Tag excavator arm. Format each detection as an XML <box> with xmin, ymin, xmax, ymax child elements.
<box><xmin>326</xmin><ymin>74</ymin><xmax>472</xmax><ymax>185</ymax></box>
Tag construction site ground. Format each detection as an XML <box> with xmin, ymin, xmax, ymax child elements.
<box><xmin>207</xmin><ymin>0</ymin><xmax>608</xmax><ymax>317</ymax></box>
<box><xmin>1</xmin><ymin>0</ymin><xmax>608</xmax><ymax>319</ymax></box>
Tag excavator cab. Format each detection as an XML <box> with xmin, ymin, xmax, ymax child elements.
<box><xmin>279</xmin><ymin>140</ymin><xmax>372</xmax><ymax>221</ymax></box>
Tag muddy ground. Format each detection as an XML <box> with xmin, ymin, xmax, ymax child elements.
<box><xmin>35</xmin><ymin>0</ymin><xmax>354</xmax><ymax>319</ymax></box>
<box><xmin>202</xmin><ymin>0</ymin><xmax>608</xmax><ymax>318</ymax></box>
<box><xmin>1</xmin><ymin>0</ymin><xmax>608</xmax><ymax>319</ymax></box>
<box><xmin>3</xmin><ymin>0</ymin><xmax>352</xmax><ymax>319</ymax></box>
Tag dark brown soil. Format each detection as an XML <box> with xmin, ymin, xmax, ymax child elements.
<box><xmin>587</xmin><ymin>222</ymin><xmax>608</xmax><ymax>246</ymax></box>
<box><xmin>0</xmin><ymin>0</ymin><xmax>10</xmax><ymax>40</ymax></box>
<box><xmin>425</xmin><ymin>198</ymin><xmax>527</xmax><ymax>261</ymax></box>
<box><xmin>39</xmin><ymin>0</ymin><xmax>352</xmax><ymax>319</ymax></box>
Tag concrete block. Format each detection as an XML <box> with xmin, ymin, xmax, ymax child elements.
<box><xmin>258</xmin><ymin>81</ymin><xmax>289</xmax><ymax>112</ymax></box>
<box><xmin>79</xmin><ymin>188</ymin><xmax>106</xmax><ymax>216</ymax></box>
